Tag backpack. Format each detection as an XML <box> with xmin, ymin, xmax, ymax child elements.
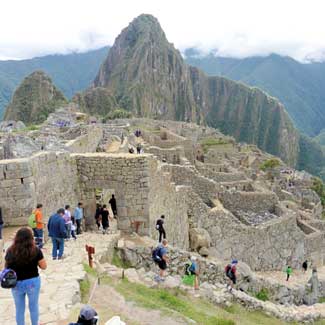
<box><xmin>28</xmin><ymin>212</ymin><xmax>36</xmax><ymax>229</ymax></box>
<box><xmin>0</xmin><ymin>268</ymin><xmax>17</xmax><ymax>289</ymax></box>
<box><xmin>225</xmin><ymin>264</ymin><xmax>234</xmax><ymax>278</ymax></box>
<box><xmin>155</xmin><ymin>219</ymin><xmax>161</xmax><ymax>230</ymax></box>
<box><xmin>152</xmin><ymin>247</ymin><xmax>162</xmax><ymax>262</ymax></box>
<box><xmin>184</xmin><ymin>262</ymin><xmax>193</xmax><ymax>275</ymax></box>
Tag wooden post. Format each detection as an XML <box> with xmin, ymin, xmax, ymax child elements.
<box><xmin>85</xmin><ymin>245</ymin><xmax>95</xmax><ymax>268</ymax></box>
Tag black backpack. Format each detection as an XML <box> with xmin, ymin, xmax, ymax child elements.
<box><xmin>152</xmin><ymin>247</ymin><xmax>162</xmax><ymax>262</ymax></box>
<box><xmin>0</xmin><ymin>268</ymin><xmax>17</xmax><ymax>289</ymax></box>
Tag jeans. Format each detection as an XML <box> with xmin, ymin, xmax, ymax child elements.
<box><xmin>76</xmin><ymin>219</ymin><xmax>82</xmax><ymax>234</ymax></box>
<box><xmin>11</xmin><ymin>276</ymin><xmax>41</xmax><ymax>325</ymax></box>
<box><xmin>0</xmin><ymin>223</ymin><xmax>3</xmax><ymax>239</ymax></box>
<box><xmin>33</xmin><ymin>228</ymin><xmax>43</xmax><ymax>248</ymax></box>
<box><xmin>65</xmin><ymin>223</ymin><xmax>71</xmax><ymax>239</ymax></box>
<box><xmin>51</xmin><ymin>237</ymin><xmax>65</xmax><ymax>258</ymax></box>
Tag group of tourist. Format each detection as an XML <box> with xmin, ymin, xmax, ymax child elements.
<box><xmin>94</xmin><ymin>194</ymin><xmax>117</xmax><ymax>234</ymax></box>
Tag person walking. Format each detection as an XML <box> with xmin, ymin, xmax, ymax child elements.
<box><xmin>94</xmin><ymin>204</ymin><xmax>102</xmax><ymax>230</ymax></box>
<box><xmin>71</xmin><ymin>217</ymin><xmax>77</xmax><ymax>240</ymax></box>
<box><xmin>156</xmin><ymin>215</ymin><xmax>166</xmax><ymax>243</ymax></box>
<box><xmin>302</xmin><ymin>260</ymin><xmax>308</xmax><ymax>273</ymax></box>
<box><xmin>189</xmin><ymin>256</ymin><xmax>200</xmax><ymax>290</ymax></box>
<box><xmin>225</xmin><ymin>259</ymin><xmax>238</xmax><ymax>292</ymax></box>
<box><xmin>152</xmin><ymin>239</ymin><xmax>169</xmax><ymax>282</ymax></box>
<box><xmin>73</xmin><ymin>202</ymin><xmax>83</xmax><ymax>235</ymax></box>
<box><xmin>286</xmin><ymin>265</ymin><xmax>293</xmax><ymax>281</ymax></box>
<box><xmin>109</xmin><ymin>195</ymin><xmax>117</xmax><ymax>218</ymax></box>
<box><xmin>33</xmin><ymin>204</ymin><xmax>44</xmax><ymax>249</ymax></box>
<box><xmin>64</xmin><ymin>205</ymin><xmax>72</xmax><ymax>240</ymax></box>
<box><xmin>0</xmin><ymin>207</ymin><xmax>3</xmax><ymax>240</ymax></box>
<box><xmin>101</xmin><ymin>205</ymin><xmax>110</xmax><ymax>234</ymax></box>
<box><xmin>48</xmin><ymin>208</ymin><xmax>66</xmax><ymax>260</ymax></box>
<box><xmin>5</xmin><ymin>227</ymin><xmax>47</xmax><ymax>325</ymax></box>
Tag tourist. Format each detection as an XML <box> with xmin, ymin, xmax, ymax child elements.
<box><xmin>286</xmin><ymin>265</ymin><xmax>293</xmax><ymax>281</ymax></box>
<box><xmin>5</xmin><ymin>227</ymin><xmax>47</xmax><ymax>325</ymax></box>
<box><xmin>68</xmin><ymin>305</ymin><xmax>99</xmax><ymax>325</ymax></box>
<box><xmin>33</xmin><ymin>204</ymin><xmax>44</xmax><ymax>249</ymax></box>
<box><xmin>136</xmin><ymin>143</ymin><xmax>142</xmax><ymax>154</ymax></box>
<box><xmin>94</xmin><ymin>204</ymin><xmax>102</xmax><ymax>230</ymax></box>
<box><xmin>109</xmin><ymin>194</ymin><xmax>117</xmax><ymax>218</ymax></box>
<box><xmin>73</xmin><ymin>202</ymin><xmax>83</xmax><ymax>235</ymax></box>
<box><xmin>101</xmin><ymin>205</ymin><xmax>109</xmax><ymax>234</ymax></box>
<box><xmin>188</xmin><ymin>256</ymin><xmax>200</xmax><ymax>290</ymax></box>
<box><xmin>225</xmin><ymin>259</ymin><xmax>238</xmax><ymax>292</ymax></box>
<box><xmin>152</xmin><ymin>239</ymin><xmax>169</xmax><ymax>282</ymax></box>
<box><xmin>64</xmin><ymin>205</ymin><xmax>72</xmax><ymax>240</ymax></box>
<box><xmin>302</xmin><ymin>260</ymin><xmax>308</xmax><ymax>273</ymax></box>
<box><xmin>156</xmin><ymin>215</ymin><xmax>166</xmax><ymax>243</ymax></box>
<box><xmin>48</xmin><ymin>208</ymin><xmax>66</xmax><ymax>260</ymax></box>
<box><xmin>71</xmin><ymin>217</ymin><xmax>77</xmax><ymax>240</ymax></box>
<box><xmin>0</xmin><ymin>207</ymin><xmax>3</xmax><ymax>240</ymax></box>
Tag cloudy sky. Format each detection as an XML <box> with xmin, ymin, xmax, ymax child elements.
<box><xmin>1</xmin><ymin>0</ymin><xmax>325</xmax><ymax>61</ymax></box>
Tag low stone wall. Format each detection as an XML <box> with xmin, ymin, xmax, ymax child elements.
<box><xmin>219</xmin><ymin>190</ymin><xmax>278</xmax><ymax>214</ymax></box>
<box><xmin>65</xmin><ymin>126</ymin><xmax>103</xmax><ymax>153</ymax></box>
<box><xmin>145</xmin><ymin>146</ymin><xmax>185</xmax><ymax>165</ymax></box>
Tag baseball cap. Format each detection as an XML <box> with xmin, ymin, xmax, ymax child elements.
<box><xmin>79</xmin><ymin>305</ymin><xmax>98</xmax><ymax>320</ymax></box>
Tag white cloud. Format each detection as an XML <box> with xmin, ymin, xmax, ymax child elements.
<box><xmin>1</xmin><ymin>0</ymin><xmax>325</xmax><ymax>61</ymax></box>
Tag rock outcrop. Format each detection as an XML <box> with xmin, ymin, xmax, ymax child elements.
<box><xmin>77</xmin><ymin>14</ymin><xmax>300</xmax><ymax>166</ymax></box>
<box><xmin>4</xmin><ymin>71</ymin><xmax>67</xmax><ymax>124</ymax></box>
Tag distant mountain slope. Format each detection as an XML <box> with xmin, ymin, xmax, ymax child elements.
<box><xmin>185</xmin><ymin>49</ymin><xmax>325</xmax><ymax>137</ymax></box>
<box><xmin>0</xmin><ymin>47</ymin><xmax>109</xmax><ymax>118</ymax></box>
<box><xmin>4</xmin><ymin>71</ymin><xmax>67</xmax><ymax>124</ymax></box>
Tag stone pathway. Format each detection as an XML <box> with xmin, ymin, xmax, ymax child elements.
<box><xmin>0</xmin><ymin>228</ymin><xmax>120</xmax><ymax>325</ymax></box>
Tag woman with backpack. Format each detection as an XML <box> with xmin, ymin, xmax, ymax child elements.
<box><xmin>225</xmin><ymin>259</ymin><xmax>238</xmax><ymax>292</ymax></box>
<box><xmin>5</xmin><ymin>227</ymin><xmax>47</xmax><ymax>325</ymax></box>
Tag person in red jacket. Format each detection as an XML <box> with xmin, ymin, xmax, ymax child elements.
<box><xmin>225</xmin><ymin>259</ymin><xmax>238</xmax><ymax>292</ymax></box>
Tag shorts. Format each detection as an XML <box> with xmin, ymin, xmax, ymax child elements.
<box><xmin>157</xmin><ymin>259</ymin><xmax>167</xmax><ymax>270</ymax></box>
<box><xmin>227</xmin><ymin>274</ymin><xmax>236</xmax><ymax>284</ymax></box>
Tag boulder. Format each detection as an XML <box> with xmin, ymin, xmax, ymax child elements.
<box><xmin>198</xmin><ymin>247</ymin><xmax>209</xmax><ymax>257</ymax></box>
<box><xmin>189</xmin><ymin>228</ymin><xmax>211</xmax><ymax>252</ymax></box>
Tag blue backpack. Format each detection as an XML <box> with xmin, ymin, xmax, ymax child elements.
<box><xmin>0</xmin><ymin>268</ymin><xmax>17</xmax><ymax>289</ymax></box>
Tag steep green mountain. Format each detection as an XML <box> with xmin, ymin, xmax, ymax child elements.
<box><xmin>77</xmin><ymin>14</ymin><xmax>299</xmax><ymax>166</ymax></box>
<box><xmin>0</xmin><ymin>47</ymin><xmax>109</xmax><ymax>119</ymax></box>
<box><xmin>185</xmin><ymin>49</ymin><xmax>325</xmax><ymax>137</ymax></box>
<box><xmin>4</xmin><ymin>71</ymin><xmax>67</xmax><ymax>124</ymax></box>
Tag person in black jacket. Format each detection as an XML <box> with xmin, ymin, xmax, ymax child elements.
<box><xmin>156</xmin><ymin>215</ymin><xmax>166</xmax><ymax>243</ymax></box>
<box><xmin>0</xmin><ymin>207</ymin><xmax>3</xmax><ymax>240</ymax></box>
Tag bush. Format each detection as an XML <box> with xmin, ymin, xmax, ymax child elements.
<box><xmin>260</xmin><ymin>158</ymin><xmax>280</xmax><ymax>171</ymax></box>
<box><xmin>255</xmin><ymin>288</ymin><xmax>269</xmax><ymax>301</ymax></box>
<box><xmin>104</xmin><ymin>109</ymin><xmax>132</xmax><ymax>121</ymax></box>
<box><xmin>311</xmin><ymin>177</ymin><xmax>325</xmax><ymax>207</ymax></box>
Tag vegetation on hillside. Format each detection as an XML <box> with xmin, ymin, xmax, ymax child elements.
<box><xmin>260</xmin><ymin>158</ymin><xmax>281</xmax><ymax>171</ymax></box>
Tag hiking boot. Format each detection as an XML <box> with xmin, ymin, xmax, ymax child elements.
<box><xmin>58</xmin><ymin>255</ymin><xmax>65</xmax><ymax>260</ymax></box>
<box><xmin>52</xmin><ymin>257</ymin><xmax>57</xmax><ymax>260</ymax></box>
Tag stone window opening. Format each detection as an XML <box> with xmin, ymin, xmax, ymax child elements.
<box><xmin>3</xmin><ymin>171</ymin><xmax>6</xmax><ymax>179</ymax></box>
<box><xmin>20</xmin><ymin>178</ymin><xmax>24</xmax><ymax>184</ymax></box>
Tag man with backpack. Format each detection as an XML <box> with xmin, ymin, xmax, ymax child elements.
<box><xmin>68</xmin><ymin>305</ymin><xmax>99</xmax><ymax>325</ymax></box>
<box><xmin>156</xmin><ymin>215</ymin><xmax>166</xmax><ymax>243</ymax></box>
<box><xmin>152</xmin><ymin>239</ymin><xmax>169</xmax><ymax>282</ymax></box>
<box><xmin>28</xmin><ymin>204</ymin><xmax>44</xmax><ymax>249</ymax></box>
<box><xmin>225</xmin><ymin>259</ymin><xmax>238</xmax><ymax>292</ymax></box>
<box><xmin>48</xmin><ymin>208</ymin><xmax>66</xmax><ymax>260</ymax></box>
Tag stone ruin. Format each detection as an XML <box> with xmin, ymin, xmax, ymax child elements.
<box><xmin>1</xmin><ymin>108</ymin><xmax>325</xmax><ymax>321</ymax></box>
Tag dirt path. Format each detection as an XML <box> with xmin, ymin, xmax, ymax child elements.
<box><xmin>106</xmin><ymin>140</ymin><xmax>121</xmax><ymax>153</ymax></box>
<box><xmin>88</xmin><ymin>285</ymin><xmax>187</xmax><ymax>325</ymax></box>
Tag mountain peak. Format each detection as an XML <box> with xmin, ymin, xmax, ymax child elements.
<box><xmin>4</xmin><ymin>70</ymin><xmax>67</xmax><ymax>124</ymax></box>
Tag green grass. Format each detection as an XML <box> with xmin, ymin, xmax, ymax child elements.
<box><xmin>116</xmin><ymin>278</ymin><xmax>233</xmax><ymax>325</ymax></box>
<box><xmin>319</xmin><ymin>297</ymin><xmax>325</xmax><ymax>303</ymax></box>
<box><xmin>260</xmin><ymin>158</ymin><xmax>281</xmax><ymax>171</ymax></box>
<box><xmin>255</xmin><ymin>288</ymin><xmax>269</xmax><ymax>301</ymax></box>
<box><xmin>200</xmin><ymin>137</ymin><xmax>231</xmax><ymax>153</ymax></box>
<box><xmin>79</xmin><ymin>277</ymin><xmax>91</xmax><ymax>302</ymax></box>
<box><xmin>83</xmin><ymin>262</ymin><xmax>98</xmax><ymax>277</ymax></box>
<box><xmin>24</xmin><ymin>124</ymin><xmax>40</xmax><ymax>131</ymax></box>
<box><xmin>111</xmin><ymin>250</ymin><xmax>132</xmax><ymax>269</ymax></box>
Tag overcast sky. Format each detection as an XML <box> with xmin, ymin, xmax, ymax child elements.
<box><xmin>1</xmin><ymin>0</ymin><xmax>325</xmax><ymax>61</ymax></box>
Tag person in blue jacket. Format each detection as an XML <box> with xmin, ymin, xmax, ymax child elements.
<box><xmin>48</xmin><ymin>208</ymin><xmax>66</xmax><ymax>260</ymax></box>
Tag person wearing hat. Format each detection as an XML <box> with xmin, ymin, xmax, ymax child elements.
<box><xmin>68</xmin><ymin>305</ymin><xmax>98</xmax><ymax>325</ymax></box>
<box><xmin>225</xmin><ymin>259</ymin><xmax>238</xmax><ymax>292</ymax></box>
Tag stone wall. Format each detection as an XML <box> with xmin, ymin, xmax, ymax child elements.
<box><xmin>65</xmin><ymin>126</ymin><xmax>103</xmax><ymax>153</ymax></box>
<box><xmin>148</xmin><ymin>160</ymin><xmax>189</xmax><ymax>249</ymax></box>
<box><xmin>201</xmin><ymin>206</ymin><xmax>312</xmax><ymax>270</ymax></box>
<box><xmin>0</xmin><ymin>151</ymin><xmax>79</xmax><ymax>226</ymax></box>
<box><xmin>219</xmin><ymin>190</ymin><xmax>279</xmax><ymax>214</ymax></box>
<box><xmin>161</xmin><ymin>164</ymin><xmax>219</xmax><ymax>205</ymax></box>
<box><xmin>145</xmin><ymin>146</ymin><xmax>185</xmax><ymax>165</ymax></box>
